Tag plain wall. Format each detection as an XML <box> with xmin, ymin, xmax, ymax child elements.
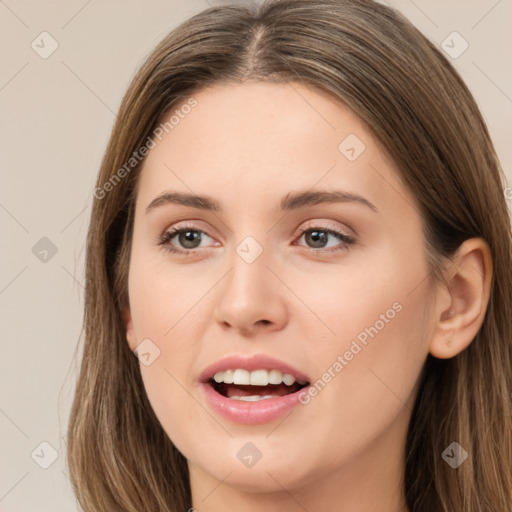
<box><xmin>1</xmin><ymin>0</ymin><xmax>510</xmax><ymax>510</ymax></box>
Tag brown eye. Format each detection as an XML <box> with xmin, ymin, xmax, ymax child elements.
<box><xmin>158</xmin><ymin>225</ymin><xmax>215</xmax><ymax>255</ymax></box>
<box><xmin>173</xmin><ymin>229</ymin><xmax>203</xmax><ymax>249</ymax></box>
<box><xmin>296</xmin><ymin>227</ymin><xmax>355</xmax><ymax>253</ymax></box>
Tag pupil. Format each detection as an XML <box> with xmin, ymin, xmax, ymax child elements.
<box><xmin>307</xmin><ymin>230</ymin><xmax>327</xmax><ymax>248</ymax></box>
<box><xmin>180</xmin><ymin>230</ymin><xmax>201</xmax><ymax>248</ymax></box>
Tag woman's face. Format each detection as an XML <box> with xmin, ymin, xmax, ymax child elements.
<box><xmin>124</xmin><ymin>81</ymin><xmax>436</xmax><ymax>495</ymax></box>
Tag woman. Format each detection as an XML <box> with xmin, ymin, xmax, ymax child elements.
<box><xmin>66</xmin><ymin>0</ymin><xmax>512</xmax><ymax>510</ymax></box>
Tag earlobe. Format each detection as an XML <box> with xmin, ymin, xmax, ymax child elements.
<box><xmin>429</xmin><ymin>238</ymin><xmax>492</xmax><ymax>360</ymax></box>
<box><xmin>123</xmin><ymin>307</ymin><xmax>137</xmax><ymax>351</ymax></box>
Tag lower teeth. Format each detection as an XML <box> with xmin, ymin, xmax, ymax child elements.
<box><xmin>230</xmin><ymin>395</ymin><xmax>276</xmax><ymax>401</ymax></box>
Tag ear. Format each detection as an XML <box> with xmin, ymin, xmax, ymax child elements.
<box><xmin>429</xmin><ymin>238</ymin><xmax>493</xmax><ymax>359</ymax></box>
<box><xmin>123</xmin><ymin>307</ymin><xmax>137</xmax><ymax>352</ymax></box>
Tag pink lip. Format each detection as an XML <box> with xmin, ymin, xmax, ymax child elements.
<box><xmin>198</xmin><ymin>354</ymin><xmax>311</xmax><ymax>425</ymax></box>
<box><xmin>200</xmin><ymin>382</ymin><xmax>309</xmax><ymax>424</ymax></box>
<box><xmin>198</xmin><ymin>354</ymin><xmax>310</xmax><ymax>383</ymax></box>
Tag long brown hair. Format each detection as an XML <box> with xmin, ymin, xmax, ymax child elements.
<box><xmin>66</xmin><ymin>1</ymin><xmax>512</xmax><ymax>510</ymax></box>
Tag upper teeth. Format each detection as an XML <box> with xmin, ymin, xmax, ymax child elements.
<box><xmin>213</xmin><ymin>369</ymin><xmax>297</xmax><ymax>386</ymax></box>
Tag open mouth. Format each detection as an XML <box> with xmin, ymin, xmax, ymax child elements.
<box><xmin>200</xmin><ymin>362</ymin><xmax>312</xmax><ymax>423</ymax></box>
<box><xmin>208</xmin><ymin>369</ymin><xmax>310</xmax><ymax>402</ymax></box>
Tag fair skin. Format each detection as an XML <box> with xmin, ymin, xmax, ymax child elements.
<box><xmin>123</xmin><ymin>81</ymin><xmax>491</xmax><ymax>512</ymax></box>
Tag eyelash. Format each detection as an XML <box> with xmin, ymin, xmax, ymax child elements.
<box><xmin>157</xmin><ymin>222</ymin><xmax>356</xmax><ymax>257</ymax></box>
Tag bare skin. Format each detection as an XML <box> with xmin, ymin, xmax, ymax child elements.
<box><xmin>123</xmin><ymin>81</ymin><xmax>492</xmax><ymax>512</ymax></box>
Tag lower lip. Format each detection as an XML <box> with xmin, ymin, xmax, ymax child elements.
<box><xmin>200</xmin><ymin>382</ymin><xmax>309</xmax><ymax>424</ymax></box>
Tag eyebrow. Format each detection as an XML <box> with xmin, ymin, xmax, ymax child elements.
<box><xmin>145</xmin><ymin>189</ymin><xmax>378</xmax><ymax>214</ymax></box>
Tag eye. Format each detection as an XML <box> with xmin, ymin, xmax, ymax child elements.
<box><xmin>157</xmin><ymin>222</ymin><xmax>356</xmax><ymax>256</ymax></box>
<box><xmin>294</xmin><ymin>225</ymin><xmax>355</xmax><ymax>254</ymax></box>
<box><xmin>157</xmin><ymin>223</ymin><xmax>216</xmax><ymax>256</ymax></box>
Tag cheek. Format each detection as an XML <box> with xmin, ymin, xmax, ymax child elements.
<box><xmin>295</xmin><ymin>257</ymin><xmax>431</xmax><ymax>458</ymax></box>
<box><xmin>127</xmin><ymin>256</ymin><xmax>216</xmax><ymax>448</ymax></box>
<box><xmin>138</xmin><ymin>361</ymin><xmax>210</xmax><ymax>448</ymax></box>
<box><xmin>132</xmin><ymin>320</ymin><xmax>209</xmax><ymax>456</ymax></box>
<box><xmin>127</xmin><ymin>246</ymin><xmax>210</xmax><ymax>344</ymax></box>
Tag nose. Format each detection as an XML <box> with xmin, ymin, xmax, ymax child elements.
<box><xmin>213</xmin><ymin>248</ymin><xmax>288</xmax><ymax>337</ymax></box>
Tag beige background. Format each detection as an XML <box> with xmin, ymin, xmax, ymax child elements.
<box><xmin>1</xmin><ymin>0</ymin><xmax>511</xmax><ymax>510</ymax></box>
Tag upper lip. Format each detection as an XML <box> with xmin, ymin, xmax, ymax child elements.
<box><xmin>199</xmin><ymin>354</ymin><xmax>311</xmax><ymax>384</ymax></box>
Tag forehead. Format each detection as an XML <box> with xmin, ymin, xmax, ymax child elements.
<box><xmin>135</xmin><ymin>81</ymin><xmax>413</xmax><ymax>219</ymax></box>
